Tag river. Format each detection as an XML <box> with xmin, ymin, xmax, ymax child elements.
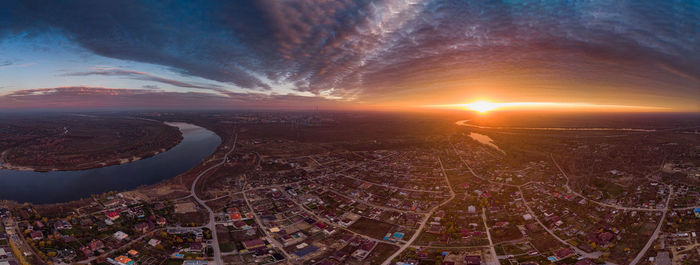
<box><xmin>468</xmin><ymin>132</ymin><xmax>505</xmax><ymax>154</ymax></box>
<box><xmin>455</xmin><ymin>120</ymin><xmax>656</xmax><ymax>132</ymax></box>
<box><xmin>0</xmin><ymin>122</ymin><xmax>221</xmax><ymax>204</ymax></box>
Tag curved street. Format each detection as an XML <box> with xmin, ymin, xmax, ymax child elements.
<box><xmin>190</xmin><ymin>134</ymin><xmax>238</xmax><ymax>265</ymax></box>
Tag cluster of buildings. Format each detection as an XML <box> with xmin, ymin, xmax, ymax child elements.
<box><xmin>2</xmin><ymin>117</ymin><xmax>699</xmax><ymax>265</ymax></box>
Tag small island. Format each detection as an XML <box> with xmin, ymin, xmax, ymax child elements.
<box><xmin>0</xmin><ymin>114</ymin><xmax>183</xmax><ymax>171</ymax></box>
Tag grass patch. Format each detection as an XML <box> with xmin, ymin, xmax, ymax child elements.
<box><xmin>219</xmin><ymin>242</ymin><xmax>235</xmax><ymax>252</ymax></box>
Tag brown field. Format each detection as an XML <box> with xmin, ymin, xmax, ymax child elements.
<box><xmin>365</xmin><ymin>242</ymin><xmax>400</xmax><ymax>264</ymax></box>
<box><xmin>348</xmin><ymin>217</ymin><xmax>397</xmax><ymax>240</ymax></box>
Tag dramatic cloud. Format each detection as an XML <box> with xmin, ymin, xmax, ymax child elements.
<box><xmin>63</xmin><ymin>69</ymin><xmax>235</xmax><ymax>95</ymax></box>
<box><xmin>0</xmin><ymin>0</ymin><xmax>698</xmax><ymax>109</ymax></box>
<box><xmin>0</xmin><ymin>86</ymin><xmax>350</xmax><ymax>110</ymax></box>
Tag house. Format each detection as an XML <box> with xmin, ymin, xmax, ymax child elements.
<box><xmin>588</xmin><ymin>231</ymin><xmax>614</xmax><ymax>246</ymax></box>
<box><xmin>80</xmin><ymin>246</ymin><xmax>93</xmax><ymax>257</ymax></box>
<box><xmin>105</xmin><ymin>211</ymin><xmax>120</xmax><ymax>221</ymax></box>
<box><xmin>242</xmin><ymin>238</ymin><xmax>266</xmax><ymax>249</ymax></box>
<box><xmin>553</xmin><ymin>248</ymin><xmax>575</xmax><ymax>260</ymax></box>
<box><xmin>113</xmin><ymin>231</ymin><xmax>128</xmax><ymax>241</ymax></box>
<box><xmin>54</xmin><ymin>220</ymin><xmax>72</xmax><ymax>230</ymax></box>
<box><xmin>339</xmin><ymin>218</ymin><xmax>354</xmax><ymax>227</ymax></box>
<box><xmin>89</xmin><ymin>239</ymin><xmax>104</xmax><ymax>251</ymax></box>
<box><xmin>294</xmin><ymin>245</ymin><xmax>319</xmax><ymax>259</ymax></box>
<box><xmin>228</xmin><ymin>213</ymin><xmax>242</xmax><ymax>221</ymax></box>
<box><xmin>464</xmin><ymin>255</ymin><xmax>481</xmax><ymax>265</ymax></box>
<box><xmin>148</xmin><ymin>239</ymin><xmax>161</xmax><ymax>247</ymax></box>
<box><xmin>127</xmin><ymin>249</ymin><xmax>139</xmax><ymax>257</ymax></box>
<box><xmin>323</xmin><ymin>226</ymin><xmax>336</xmax><ymax>235</ymax></box>
<box><xmin>189</xmin><ymin>243</ymin><xmax>204</xmax><ymax>252</ymax></box>
<box><xmin>156</xmin><ymin>217</ymin><xmax>167</xmax><ymax>226</ymax></box>
<box><xmin>114</xmin><ymin>255</ymin><xmax>134</xmax><ymax>265</ymax></box>
<box><xmin>280</xmin><ymin>233</ymin><xmax>297</xmax><ymax>246</ymax></box>
<box><xmin>233</xmin><ymin>221</ymin><xmax>250</xmax><ymax>229</ymax></box>
<box><xmin>30</xmin><ymin>231</ymin><xmax>43</xmax><ymax>240</ymax></box>
<box><xmin>134</xmin><ymin>222</ymin><xmax>149</xmax><ymax>233</ymax></box>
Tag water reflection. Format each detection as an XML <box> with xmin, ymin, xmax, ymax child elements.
<box><xmin>456</xmin><ymin>120</ymin><xmax>655</xmax><ymax>132</ymax></box>
<box><xmin>468</xmin><ymin>132</ymin><xmax>505</xmax><ymax>154</ymax></box>
<box><xmin>0</xmin><ymin>122</ymin><xmax>221</xmax><ymax>204</ymax></box>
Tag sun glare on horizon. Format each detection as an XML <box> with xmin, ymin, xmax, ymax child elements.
<box><xmin>465</xmin><ymin>100</ymin><xmax>498</xmax><ymax>113</ymax></box>
<box><xmin>424</xmin><ymin>100</ymin><xmax>669</xmax><ymax>113</ymax></box>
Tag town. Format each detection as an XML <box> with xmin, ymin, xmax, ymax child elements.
<box><xmin>0</xmin><ymin>111</ymin><xmax>698</xmax><ymax>265</ymax></box>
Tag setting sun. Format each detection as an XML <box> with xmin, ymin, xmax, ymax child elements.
<box><xmin>465</xmin><ymin>100</ymin><xmax>498</xmax><ymax>113</ymax></box>
<box><xmin>423</xmin><ymin>101</ymin><xmax>669</xmax><ymax>113</ymax></box>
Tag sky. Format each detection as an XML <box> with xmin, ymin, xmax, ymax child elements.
<box><xmin>0</xmin><ymin>0</ymin><xmax>698</xmax><ymax>111</ymax></box>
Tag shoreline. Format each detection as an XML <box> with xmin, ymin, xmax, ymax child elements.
<box><xmin>0</xmin><ymin>121</ymin><xmax>224</xmax><ymax>205</ymax></box>
<box><xmin>0</xmin><ymin>126</ymin><xmax>184</xmax><ymax>173</ymax></box>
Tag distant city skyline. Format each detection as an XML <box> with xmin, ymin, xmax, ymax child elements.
<box><xmin>1</xmin><ymin>1</ymin><xmax>698</xmax><ymax>111</ymax></box>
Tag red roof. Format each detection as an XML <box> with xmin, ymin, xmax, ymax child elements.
<box><xmin>229</xmin><ymin>213</ymin><xmax>242</xmax><ymax>220</ymax></box>
<box><xmin>106</xmin><ymin>211</ymin><xmax>120</xmax><ymax>218</ymax></box>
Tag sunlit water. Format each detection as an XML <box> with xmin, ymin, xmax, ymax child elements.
<box><xmin>455</xmin><ymin>120</ymin><xmax>656</xmax><ymax>132</ymax></box>
<box><xmin>468</xmin><ymin>132</ymin><xmax>505</xmax><ymax>154</ymax></box>
<box><xmin>0</xmin><ymin>122</ymin><xmax>221</xmax><ymax>204</ymax></box>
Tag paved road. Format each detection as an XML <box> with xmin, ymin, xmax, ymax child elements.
<box><xmin>482</xmin><ymin>208</ymin><xmax>500</xmax><ymax>265</ymax></box>
<box><xmin>191</xmin><ymin>134</ymin><xmax>237</xmax><ymax>265</ymax></box>
<box><xmin>629</xmin><ymin>186</ymin><xmax>673</xmax><ymax>265</ymax></box>
<box><xmin>242</xmin><ymin>191</ymin><xmax>292</xmax><ymax>258</ymax></box>
<box><xmin>8</xmin><ymin>216</ymin><xmax>48</xmax><ymax>265</ymax></box>
<box><xmin>381</xmin><ymin>157</ymin><xmax>456</xmax><ymax>265</ymax></box>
